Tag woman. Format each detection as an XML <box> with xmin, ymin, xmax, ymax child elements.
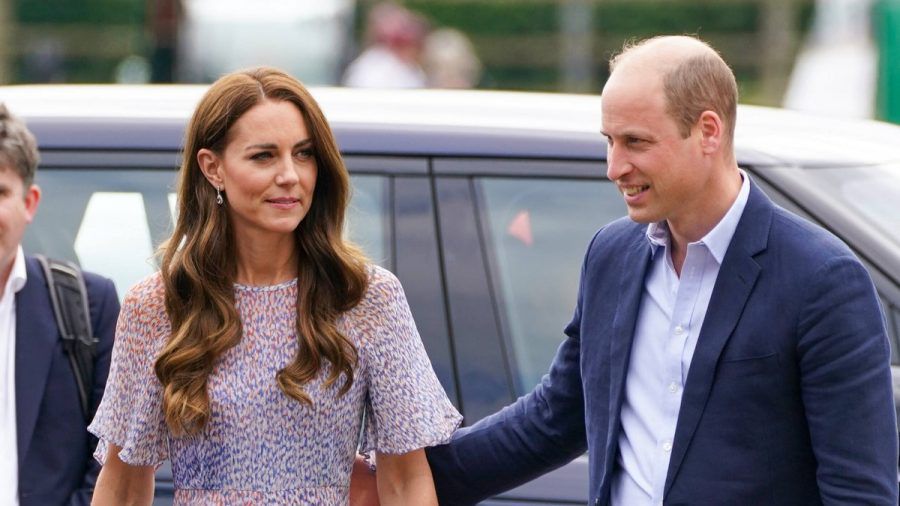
<box><xmin>89</xmin><ymin>67</ymin><xmax>461</xmax><ymax>505</ymax></box>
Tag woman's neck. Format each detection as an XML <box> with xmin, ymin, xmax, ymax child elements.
<box><xmin>233</xmin><ymin>235</ymin><xmax>298</xmax><ymax>286</ymax></box>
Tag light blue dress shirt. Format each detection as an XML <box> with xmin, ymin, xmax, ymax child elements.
<box><xmin>611</xmin><ymin>172</ymin><xmax>750</xmax><ymax>506</ymax></box>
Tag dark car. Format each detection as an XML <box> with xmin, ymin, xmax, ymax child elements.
<box><xmin>3</xmin><ymin>85</ymin><xmax>899</xmax><ymax>505</ymax></box>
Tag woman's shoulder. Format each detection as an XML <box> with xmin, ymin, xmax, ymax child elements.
<box><xmin>341</xmin><ymin>264</ymin><xmax>417</xmax><ymax>355</ymax></box>
<box><xmin>343</xmin><ymin>264</ymin><xmax>405</xmax><ymax>329</ymax></box>
<box><xmin>120</xmin><ymin>271</ymin><xmax>167</xmax><ymax>321</ymax></box>
<box><xmin>367</xmin><ymin>263</ymin><xmax>400</xmax><ymax>287</ymax></box>
<box><xmin>360</xmin><ymin>264</ymin><xmax>404</xmax><ymax>307</ymax></box>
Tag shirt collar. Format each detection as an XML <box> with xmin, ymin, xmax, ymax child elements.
<box><xmin>8</xmin><ymin>246</ymin><xmax>27</xmax><ymax>295</ymax></box>
<box><xmin>646</xmin><ymin>169</ymin><xmax>751</xmax><ymax>264</ymax></box>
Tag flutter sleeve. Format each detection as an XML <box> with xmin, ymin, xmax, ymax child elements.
<box><xmin>358</xmin><ymin>266</ymin><xmax>462</xmax><ymax>454</ymax></box>
<box><xmin>87</xmin><ymin>274</ymin><xmax>169</xmax><ymax>467</ymax></box>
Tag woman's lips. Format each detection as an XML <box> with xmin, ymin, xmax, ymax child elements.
<box><xmin>266</xmin><ymin>197</ymin><xmax>301</xmax><ymax>209</ymax></box>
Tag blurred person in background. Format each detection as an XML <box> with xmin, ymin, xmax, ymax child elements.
<box><xmin>342</xmin><ymin>2</ymin><xmax>429</xmax><ymax>89</ymax></box>
<box><xmin>0</xmin><ymin>103</ymin><xmax>119</xmax><ymax>505</ymax></box>
<box><xmin>89</xmin><ymin>66</ymin><xmax>460</xmax><ymax>505</ymax></box>
<box><xmin>423</xmin><ymin>28</ymin><xmax>482</xmax><ymax>89</ymax></box>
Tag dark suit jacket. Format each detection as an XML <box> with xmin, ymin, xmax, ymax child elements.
<box><xmin>427</xmin><ymin>182</ymin><xmax>899</xmax><ymax>505</ymax></box>
<box><xmin>15</xmin><ymin>256</ymin><xmax>118</xmax><ymax>506</ymax></box>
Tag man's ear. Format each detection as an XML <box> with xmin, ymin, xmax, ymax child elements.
<box><xmin>697</xmin><ymin>110</ymin><xmax>723</xmax><ymax>154</ymax></box>
<box><xmin>23</xmin><ymin>184</ymin><xmax>41</xmax><ymax>223</ymax></box>
<box><xmin>197</xmin><ymin>148</ymin><xmax>224</xmax><ymax>188</ymax></box>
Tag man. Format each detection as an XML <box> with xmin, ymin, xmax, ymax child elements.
<box><xmin>0</xmin><ymin>103</ymin><xmax>119</xmax><ymax>505</ymax></box>
<box><xmin>420</xmin><ymin>36</ymin><xmax>898</xmax><ymax>505</ymax></box>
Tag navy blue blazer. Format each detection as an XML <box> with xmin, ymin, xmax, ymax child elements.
<box><xmin>427</xmin><ymin>182</ymin><xmax>899</xmax><ymax>505</ymax></box>
<box><xmin>15</xmin><ymin>256</ymin><xmax>118</xmax><ymax>506</ymax></box>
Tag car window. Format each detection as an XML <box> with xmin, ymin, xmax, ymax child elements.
<box><xmin>794</xmin><ymin>164</ymin><xmax>900</xmax><ymax>251</ymax></box>
<box><xmin>74</xmin><ymin>191</ymin><xmax>160</xmax><ymax>295</ymax></box>
<box><xmin>346</xmin><ymin>174</ymin><xmax>390</xmax><ymax>267</ymax></box>
<box><xmin>477</xmin><ymin>177</ymin><xmax>625</xmax><ymax>393</ymax></box>
<box><xmin>24</xmin><ymin>169</ymin><xmax>389</xmax><ymax>298</ymax></box>
<box><xmin>24</xmin><ymin>170</ymin><xmax>175</xmax><ymax>296</ymax></box>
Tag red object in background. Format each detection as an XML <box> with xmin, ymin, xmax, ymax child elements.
<box><xmin>507</xmin><ymin>209</ymin><xmax>533</xmax><ymax>246</ymax></box>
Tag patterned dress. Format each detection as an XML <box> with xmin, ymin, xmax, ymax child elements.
<box><xmin>88</xmin><ymin>265</ymin><xmax>461</xmax><ymax>505</ymax></box>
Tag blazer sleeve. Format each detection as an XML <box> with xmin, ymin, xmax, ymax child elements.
<box><xmin>67</xmin><ymin>274</ymin><xmax>120</xmax><ymax>506</ymax></box>
<box><xmin>797</xmin><ymin>256</ymin><xmax>898</xmax><ymax>504</ymax></box>
<box><xmin>426</xmin><ymin>241</ymin><xmax>595</xmax><ymax>505</ymax></box>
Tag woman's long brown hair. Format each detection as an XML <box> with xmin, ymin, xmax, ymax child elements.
<box><xmin>155</xmin><ymin>67</ymin><xmax>369</xmax><ymax>436</ymax></box>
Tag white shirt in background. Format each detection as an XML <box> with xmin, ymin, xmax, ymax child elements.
<box><xmin>0</xmin><ymin>246</ymin><xmax>28</xmax><ymax>506</ymax></box>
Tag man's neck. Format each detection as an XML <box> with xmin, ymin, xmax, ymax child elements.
<box><xmin>668</xmin><ymin>166</ymin><xmax>743</xmax><ymax>275</ymax></box>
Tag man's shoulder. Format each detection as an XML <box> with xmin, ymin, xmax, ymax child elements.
<box><xmin>742</xmin><ymin>182</ymin><xmax>857</xmax><ymax>265</ymax></box>
<box><xmin>586</xmin><ymin>216</ymin><xmax>645</xmax><ymax>253</ymax></box>
<box><xmin>23</xmin><ymin>255</ymin><xmax>119</xmax><ymax>320</ymax></box>
<box><xmin>25</xmin><ymin>254</ymin><xmax>117</xmax><ymax>294</ymax></box>
<box><xmin>81</xmin><ymin>269</ymin><xmax>116</xmax><ymax>296</ymax></box>
<box><xmin>768</xmin><ymin>206</ymin><xmax>857</xmax><ymax>263</ymax></box>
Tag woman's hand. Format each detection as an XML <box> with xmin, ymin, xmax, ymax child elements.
<box><xmin>375</xmin><ymin>449</ymin><xmax>437</xmax><ymax>506</ymax></box>
<box><xmin>91</xmin><ymin>444</ymin><xmax>155</xmax><ymax>506</ymax></box>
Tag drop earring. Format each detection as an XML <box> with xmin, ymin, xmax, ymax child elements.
<box><xmin>216</xmin><ymin>185</ymin><xmax>224</xmax><ymax>206</ymax></box>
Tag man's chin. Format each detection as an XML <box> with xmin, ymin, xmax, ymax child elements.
<box><xmin>626</xmin><ymin>209</ymin><xmax>656</xmax><ymax>225</ymax></box>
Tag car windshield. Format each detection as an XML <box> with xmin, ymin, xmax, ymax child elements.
<box><xmin>804</xmin><ymin>163</ymin><xmax>900</xmax><ymax>251</ymax></box>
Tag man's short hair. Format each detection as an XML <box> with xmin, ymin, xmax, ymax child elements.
<box><xmin>610</xmin><ymin>36</ymin><xmax>738</xmax><ymax>146</ymax></box>
<box><xmin>0</xmin><ymin>102</ymin><xmax>40</xmax><ymax>187</ymax></box>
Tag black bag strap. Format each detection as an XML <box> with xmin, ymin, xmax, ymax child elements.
<box><xmin>34</xmin><ymin>254</ymin><xmax>97</xmax><ymax>423</ymax></box>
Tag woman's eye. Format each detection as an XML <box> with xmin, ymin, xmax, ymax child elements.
<box><xmin>295</xmin><ymin>148</ymin><xmax>313</xmax><ymax>159</ymax></box>
<box><xmin>250</xmin><ymin>152</ymin><xmax>272</xmax><ymax>161</ymax></box>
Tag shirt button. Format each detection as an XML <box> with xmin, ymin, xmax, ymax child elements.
<box><xmin>668</xmin><ymin>382</ymin><xmax>678</xmax><ymax>393</ymax></box>
<box><xmin>674</xmin><ymin>325</ymin><xmax>684</xmax><ymax>335</ymax></box>
<box><xmin>663</xmin><ymin>441</ymin><xmax>672</xmax><ymax>452</ymax></box>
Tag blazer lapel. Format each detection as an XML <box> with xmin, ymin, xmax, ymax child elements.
<box><xmin>15</xmin><ymin>256</ymin><xmax>59</xmax><ymax>467</ymax></box>
<box><xmin>602</xmin><ymin>231</ymin><xmax>652</xmax><ymax>485</ymax></box>
<box><xmin>664</xmin><ymin>183</ymin><xmax>773</xmax><ymax>495</ymax></box>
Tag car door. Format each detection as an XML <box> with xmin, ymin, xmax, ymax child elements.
<box><xmin>432</xmin><ymin>157</ymin><xmax>620</xmax><ymax>505</ymax></box>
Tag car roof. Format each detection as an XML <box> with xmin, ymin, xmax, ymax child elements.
<box><xmin>3</xmin><ymin>84</ymin><xmax>900</xmax><ymax>167</ymax></box>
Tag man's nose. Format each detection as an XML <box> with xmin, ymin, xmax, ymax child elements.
<box><xmin>606</xmin><ymin>144</ymin><xmax>629</xmax><ymax>181</ymax></box>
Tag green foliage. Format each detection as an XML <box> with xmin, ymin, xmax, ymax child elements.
<box><xmin>405</xmin><ymin>1</ymin><xmax>764</xmax><ymax>37</ymax></box>
<box><xmin>405</xmin><ymin>1</ymin><xmax>558</xmax><ymax>35</ymax></box>
<box><xmin>596</xmin><ymin>2</ymin><xmax>760</xmax><ymax>34</ymax></box>
<box><xmin>15</xmin><ymin>0</ymin><xmax>143</xmax><ymax>24</ymax></box>
<box><xmin>392</xmin><ymin>0</ymin><xmax>813</xmax><ymax>100</ymax></box>
<box><xmin>10</xmin><ymin>0</ymin><xmax>815</xmax><ymax>97</ymax></box>
<box><xmin>485</xmin><ymin>66</ymin><xmax>560</xmax><ymax>92</ymax></box>
<box><xmin>12</xmin><ymin>55</ymin><xmax>122</xmax><ymax>84</ymax></box>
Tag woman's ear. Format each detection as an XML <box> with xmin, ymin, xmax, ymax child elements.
<box><xmin>197</xmin><ymin>148</ymin><xmax>223</xmax><ymax>188</ymax></box>
<box><xmin>697</xmin><ymin>110</ymin><xmax>723</xmax><ymax>154</ymax></box>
